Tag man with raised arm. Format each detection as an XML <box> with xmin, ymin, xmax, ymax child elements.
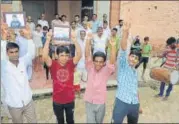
<box><xmin>112</xmin><ymin>22</ymin><xmax>141</xmax><ymax>124</ymax></box>
<box><xmin>84</xmin><ymin>33</ymin><xmax>116</xmax><ymax>123</ymax></box>
<box><xmin>1</xmin><ymin>30</ymin><xmax>36</xmax><ymax>123</ymax></box>
<box><xmin>42</xmin><ymin>32</ymin><xmax>82</xmax><ymax>124</ymax></box>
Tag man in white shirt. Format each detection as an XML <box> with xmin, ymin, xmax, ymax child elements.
<box><xmin>115</xmin><ymin>19</ymin><xmax>123</xmax><ymax>38</ymax></box>
<box><xmin>76</xmin><ymin>30</ymin><xmax>87</xmax><ymax>71</ymax></box>
<box><xmin>38</xmin><ymin>13</ymin><xmax>49</xmax><ymax>28</ymax></box>
<box><xmin>51</xmin><ymin>13</ymin><xmax>62</xmax><ymax>28</ymax></box>
<box><xmin>61</xmin><ymin>15</ymin><xmax>70</xmax><ymax>26</ymax></box>
<box><xmin>1</xmin><ymin>40</ymin><xmax>36</xmax><ymax>123</ymax></box>
<box><xmin>92</xmin><ymin>27</ymin><xmax>109</xmax><ymax>54</ymax></box>
<box><xmin>81</xmin><ymin>21</ymin><xmax>92</xmax><ymax>38</ymax></box>
<box><xmin>103</xmin><ymin>21</ymin><xmax>111</xmax><ymax>38</ymax></box>
<box><xmin>26</xmin><ymin>16</ymin><xmax>35</xmax><ymax>34</ymax></box>
<box><xmin>1</xmin><ymin>23</ymin><xmax>11</xmax><ymax>120</ymax></box>
<box><xmin>100</xmin><ymin>14</ymin><xmax>109</xmax><ymax>28</ymax></box>
<box><xmin>74</xmin><ymin>30</ymin><xmax>88</xmax><ymax>97</ymax></box>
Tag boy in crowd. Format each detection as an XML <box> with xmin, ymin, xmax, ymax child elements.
<box><xmin>155</xmin><ymin>37</ymin><xmax>179</xmax><ymax>100</ymax></box>
<box><xmin>84</xmin><ymin>31</ymin><xmax>116</xmax><ymax>123</ymax></box>
<box><xmin>42</xmin><ymin>26</ymin><xmax>51</xmax><ymax>81</ymax></box>
<box><xmin>135</xmin><ymin>36</ymin><xmax>152</xmax><ymax>80</ymax></box>
<box><xmin>32</xmin><ymin>24</ymin><xmax>43</xmax><ymax>72</ymax></box>
<box><xmin>42</xmin><ymin>32</ymin><xmax>81</xmax><ymax>124</ymax></box>
<box><xmin>112</xmin><ymin>22</ymin><xmax>141</xmax><ymax>124</ymax></box>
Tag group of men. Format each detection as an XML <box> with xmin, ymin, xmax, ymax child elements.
<box><xmin>1</xmin><ymin>12</ymin><xmax>179</xmax><ymax>124</ymax></box>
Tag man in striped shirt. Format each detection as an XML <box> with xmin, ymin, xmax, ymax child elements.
<box><xmin>155</xmin><ymin>37</ymin><xmax>179</xmax><ymax>100</ymax></box>
<box><xmin>112</xmin><ymin>22</ymin><xmax>141</xmax><ymax>124</ymax></box>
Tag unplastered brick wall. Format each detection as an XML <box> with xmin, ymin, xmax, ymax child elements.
<box><xmin>120</xmin><ymin>1</ymin><xmax>179</xmax><ymax>52</ymax></box>
<box><xmin>1</xmin><ymin>1</ymin><xmax>22</xmax><ymax>20</ymax></box>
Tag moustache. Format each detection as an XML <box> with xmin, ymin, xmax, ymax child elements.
<box><xmin>9</xmin><ymin>56</ymin><xmax>19</xmax><ymax>61</ymax></box>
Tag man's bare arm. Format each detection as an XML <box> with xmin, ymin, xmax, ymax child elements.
<box><xmin>109</xmin><ymin>39</ymin><xmax>117</xmax><ymax>64</ymax></box>
<box><xmin>72</xmin><ymin>37</ymin><xmax>82</xmax><ymax>65</ymax></box>
<box><xmin>121</xmin><ymin>23</ymin><xmax>131</xmax><ymax>51</ymax></box>
<box><xmin>42</xmin><ymin>32</ymin><xmax>52</xmax><ymax>67</ymax></box>
<box><xmin>85</xmin><ymin>37</ymin><xmax>92</xmax><ymax>60</ymax></box>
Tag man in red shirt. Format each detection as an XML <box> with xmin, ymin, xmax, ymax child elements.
<box><xmin>155</xmin><ymin>37</ymin><xmax>178</xmax><ymax>100</ymax></box>
<box><xmin>42</xmin><ymin>32</ymin><xmax>82</xmax><ymax>124</ymax></box>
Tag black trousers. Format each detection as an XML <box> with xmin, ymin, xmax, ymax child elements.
<box><xmin>53</xmin><ymin>101</ymin><xmax>75</xmax><ymax>124</ymax></box>
<box><xmin>135</xmin><ymin>57</ymin><xmax>149</xmax><ymax>69</ymax></box>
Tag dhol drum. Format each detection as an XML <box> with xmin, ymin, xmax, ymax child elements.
<box><xmin>150</xmin><ymin>67</ymin><xmax>179</xmax><ymax>85</ymax></box>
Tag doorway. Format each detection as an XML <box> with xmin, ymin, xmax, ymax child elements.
<box><xmin>81</xmin><ymin>0</ymin><xmax>94</xmax><ymax>21</ymax></box>
<box><xmin>22</xmin><ymin>0</ymin><xmax>57</xmax><ymax>25</ymax></box>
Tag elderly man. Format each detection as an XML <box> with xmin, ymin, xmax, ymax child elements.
<box><xmin>26</xmin><ymin>16</ymin><xmax>35</xmax><ymax>34</ymax></box>
<box><xmin>38</xmin><ymin>13</ymin><xmax>49</xmax><ymax>28</ymax></box>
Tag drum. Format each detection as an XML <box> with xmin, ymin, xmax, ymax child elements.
<box><xmin>150</xmin><ymin>67</ymin><xmax>179</xmax><ymax>85</ymax></box>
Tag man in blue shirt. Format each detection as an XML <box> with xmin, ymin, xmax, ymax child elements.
<box><xmin>112</xmin><ymin>22</ymin><xmax>141</xmax><ymax>124</ymax></box>
<box><xmin>91</xmin><ymin>14</ymin><xmax>100</xmax><ymax>33</ymax></box>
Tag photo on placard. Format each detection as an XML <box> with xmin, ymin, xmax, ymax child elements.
<box><xmin>3</xmin><ymin>12</ymin><xmax>26</xmax><ymax>29</ymax></box>
<box><xmin>53</xmin><ymin>25</ymin><xmax>71</xmax><ymax>42</ymax></box>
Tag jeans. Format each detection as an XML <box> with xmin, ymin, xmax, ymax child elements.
<box><xmin>112</xmin><ymin>98</ymin><xmax>139</xmax><ymax>124</ymax></box>
<box><xmin>44</xmin><ymin>63</ymin><xmax>49</xmax><ymax>80</ymax></box>
<box><xmin>53</xmin><ymin>101</ymin><xmax>75</xmax><ymax>124</ymax></box>
<box><xmin>135</xmin><ymin>57</ymin><xmax>149</xmax><ymax>70</ymax></box>
<box><xmin>159</xmin><ymin>82</ymin><xmax>173</xmax><ymax>96</ymax></box>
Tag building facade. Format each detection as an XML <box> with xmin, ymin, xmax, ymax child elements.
<box><xmin>1</xmin><ymin>1</ymin><xmax>179</xmax><ymax>46</ymax></box>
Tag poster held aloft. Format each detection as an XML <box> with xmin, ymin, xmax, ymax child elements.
<box><xmin>3</xmin><ymin>12</ymin><xmax>26</xmax><ymax>29</ymax></box>
<box><xmin>52</xmin><ymin>25</ymin><xmax>75</xmax><ymax>57</ymax></box>
<box><xmin>53</xmin><ymin>25</ymin><xmax>71</xmax><ymax>42</ymax></box>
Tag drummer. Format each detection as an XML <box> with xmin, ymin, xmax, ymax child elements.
<box><xmin>155</xmin><ymin>37</ymin><xmax>179</xmax><ymax>100</ymax></box>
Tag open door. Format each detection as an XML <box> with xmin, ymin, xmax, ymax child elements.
<box><xmin>81</xmin><ymin>0</ymin><xmax>94</xmax><ymax>20</ymax></box>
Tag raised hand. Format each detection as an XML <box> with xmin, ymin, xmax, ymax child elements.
<box><xmin>109</xmin><ymin>38</ymin><xmax>116</xmax><ymax>47</ymax></box>
<box><xmin>71</xmin><ymin>35</ymin><xmax>77</xmax><ymax>43</ymax></box>
<box><xmin>46</xmin><ymin>32</ymin><xmax>52</xmax><ymax>41</ymax></box>
<box><xmin>123</xmin><ymin>22</ymin><xmax>131</xmax><ymax>32</ymax></box>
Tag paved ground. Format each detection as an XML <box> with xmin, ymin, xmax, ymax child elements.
<box><xmin>2</xmin><ymin>86</ymin><xmax>179</xmax><ymax>123</ymax></box>
<box><xmin>29</xmin><ymin>57</ymin><xmax>163</xmax><ymax>90</ymax></box>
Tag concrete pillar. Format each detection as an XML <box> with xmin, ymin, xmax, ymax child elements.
<box><xmin>12</xmin><ymin>1</ymin><xmax>22</xmax><ymax>11</ymax></box>
<box><xmin>96</xmin><ymin>1</ymin><xmax>110</xmax><ymax>23</ymax></box>
<box><xmin>109</xmin><ymin>1</ymin><xmax>121</xmax><ymax>28</ymax></box>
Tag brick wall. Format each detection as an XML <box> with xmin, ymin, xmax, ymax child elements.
<box><xmin>1</xmin><ymin>1</ymin><xmax>22</xmax><ymax>20</ymax></box>
<box><xmin>119</xmin><ymin>1</ymin><xmax>179</xmax><ymax>50</ymax></box>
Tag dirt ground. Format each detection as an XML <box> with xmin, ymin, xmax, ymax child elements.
<box><xmin>1</xmin><ymin>58</ymin><xmax>179</xmax><ymax>123</ymax></box>
<box><xmin>2</xmin><ymin>86</ymin><xmax>179</xmax><ymax>123</ymax></box>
